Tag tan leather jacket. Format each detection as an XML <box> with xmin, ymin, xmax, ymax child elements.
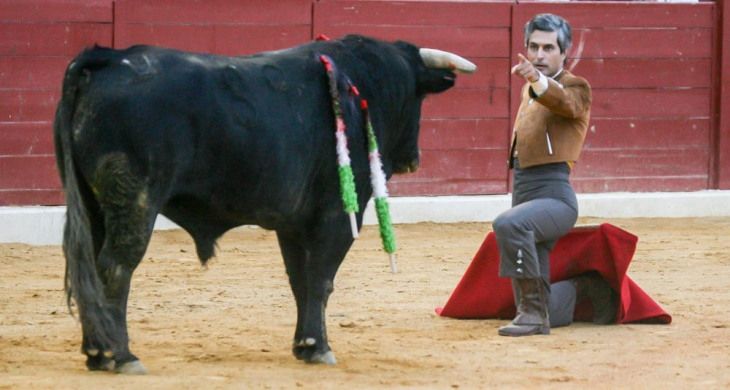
<box><xmin>509</xmin><ymin>70</ymin><xmax>591</xmax><ymax>169</ymax></box>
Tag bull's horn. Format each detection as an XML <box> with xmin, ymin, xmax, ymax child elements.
<box><xmin>419</xmin><ymin>48</ymin><xmax>477</xmax><ymax>73</ymax></box>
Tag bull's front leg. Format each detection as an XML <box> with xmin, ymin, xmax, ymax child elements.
<box><xmin>276</xmin><ymin>232</ymin><xmax>310</xmax><ymax>360</ymax></box>
<box><xmin>277</xmin><ymin>218</ymin><xmax>353</xmax><ymax>365</ymax></box>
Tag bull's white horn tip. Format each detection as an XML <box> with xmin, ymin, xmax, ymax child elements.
<box><xmin>419</xmin><ymin>48</ymin><xmax>477</xmax><ymax>74</ymax></box>
<box><xmin>458</xmin><ymin>61</ymin><xmax>478</xmax><ymax>74</ymax></box>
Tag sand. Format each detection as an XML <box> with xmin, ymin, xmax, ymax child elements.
<box><xmin>1</xmin><ymin>217</ymin><xmax>729</xmax><ymax>389</ymax></box>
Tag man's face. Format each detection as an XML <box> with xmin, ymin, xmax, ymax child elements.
<box><xmin>526</xmin><ymin>30</ymin><xmax>566</xmax><ymax>78</ymax></box>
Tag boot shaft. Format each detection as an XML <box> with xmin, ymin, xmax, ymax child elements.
<box><xmin>499</xmin><ymin>278</ymin><xmax>550</xmax><ymax>336</ymax></box>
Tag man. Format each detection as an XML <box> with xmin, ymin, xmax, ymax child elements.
<box><xmin>493</xmin><ymin>13</ymin><xmax>617</xmax><ymax>337</ymax></box>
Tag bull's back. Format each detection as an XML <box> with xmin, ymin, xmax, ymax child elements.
<box><xmin>68</xmin><ymin>45</ymin><xmax>338</xmax><ymax>228</ymax></box>
<box><xmin>176</xmin><ymin>48</ymin><xmax>337</xmax><ymax>219</ymax></box>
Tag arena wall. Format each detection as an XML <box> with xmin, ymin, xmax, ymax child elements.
<box><xmin>0</xmin><ymin>0</ymin><xmax>112</xmax><ymax>205</ymax></box>
<box><xmin>0</xmin><ymin>0</ymin><xmax>727</xmax><ymax>205</ymax></box>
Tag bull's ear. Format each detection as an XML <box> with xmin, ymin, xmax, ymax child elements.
<box><xmin>417</xmin><ymin>68</ymin><xmax>456</xmax><ymax>94</ymax></box>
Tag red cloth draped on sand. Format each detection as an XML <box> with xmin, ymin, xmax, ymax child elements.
<box><xmin>436</xmin><ymin>223</ymin><xmax>671</xmax><ymax>324</ymax></box>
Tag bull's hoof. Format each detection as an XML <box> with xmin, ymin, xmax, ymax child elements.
<box><xmin>85</xmin><ymin>348</ymin><xmax>114</xmax><ymax>372</ymax></box>
<box><xmin>307</xmin><ymin>350</ymin><xmax>337</xmax><ymax>365</ymax></box>
<box><xmin>84</xmin><ymin>344</ymin><xmax>116</xmax><ymax>372</ymax></box>
<box><xmin>293</xmin><ymin>338</ymin><xmax>336</xmax><ymax>364</ymax></box>
<box><xmin>86</xmin><ymin>355</ymin><xmax>115</xmax><ymax>371</ymax></box>
<box><xmin>115</xmin><ymin>360</ymin><xmax>148</xmax><ymax>375</ymax></box>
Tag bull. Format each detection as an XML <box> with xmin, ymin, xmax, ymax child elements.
<box><xmin>54</xmin><ymin>34</ymin><xmax>475</xmax><ymax>374</ymax></box>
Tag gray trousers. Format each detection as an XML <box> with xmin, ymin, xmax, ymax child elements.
<box><xmin>492</xmin><ymin>160</ymin><xmax>579</xmax><ymax>327</ymax></box>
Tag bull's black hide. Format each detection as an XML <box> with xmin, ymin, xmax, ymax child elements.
<box><xmin>55</xmin><ymin>34</ymin><xmax>466</xmax><ymax>373</ymax></box>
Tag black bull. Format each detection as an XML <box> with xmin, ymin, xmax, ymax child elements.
<box><xmin>54</xmin><ymin>35</ymin><xmax>474</xmax><ymax>373</ymax></box>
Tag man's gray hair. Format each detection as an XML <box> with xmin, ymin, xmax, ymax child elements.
<box><xmin>524</xmin><ymin>13</ymin><xmax>572</xmax><ymax>54</ymax></box>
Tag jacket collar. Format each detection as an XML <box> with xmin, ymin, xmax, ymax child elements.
<box><xmin>551</xmin><ymin>68</ymin><xmax>565</xmax><ymax>82</ymax></box>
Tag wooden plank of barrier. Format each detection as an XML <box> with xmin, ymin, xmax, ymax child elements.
<box><xmin>567</xmin><ymin>28</ymin><xmax>712</xmax><ymax>59</ymax></box>
<box><xmin>0</xmin><ymin>190</ymin><xmax>64</xmax><ymax>205</ymax></box>
<box><xmin>0</xmin><ymin>0</ymin><xmax>112</xmax><ymax>23</ymax></box>
<box><xmin>317</xmin><ymin>25</ymin><xmax>510</xmax><ymax>58</ymax></box>
<box><xmin>422</xmin><ymin>89</ymin><xmax>509</xmax><ymax>120</ymax></box>
<box><xmin>571</xmin><ymin>176</ymin><xmax>708</xmax><ymax>193</ymax></box>
<box><xmin>572</xmin><ymin>58</ymin><xmax>712</xmax><ymax>89</ymax></box>
<box><xmin>315</xmin><ymin>0</ymin><xmax>511</xmax><ymax>27</ymax></box>
<box><xmin>0</xmin><ymin>155</ymin><xmax>60</xmax><ymax>189</ymax></box>
<box><xmin>411</xmin><ymin>149</ymin><xmax>513</xmax><ymax>181</ymax></box>
<box><xmin>572</xmin><ymin>149</ymin><xmax>710</xmax><ymax>192</ymax></box>
<box><xmin>114</xmin><ymin>0</ymin><xmax>313</xmax><ymax>54</ymax></box>
<box><xmin>590</xmin><ymin>89</ymin><xmax>711</xmax><ymax>119</ymax></box>
<box><xmin>389</xmin><ymin>179</ymin><xmax>509</xmax><ymax>197</ymax></box>
<box><xmin>577</xmin><ymin>148</ymin><xmax>709</xmax><ymax>178</ymax></box>
<box><xmin>0</xmin><ymin>90</ymin><xmax>59</xmax><ymax>123</ymax></box>
<box><xmin>0</xmin><ymin>57</ymin><xmax>69</xmax><ymax>90</ymax></box>
<box><xmin>512</xmin><ymin>2</ymin><xmax>714</xmax><ymax>28</ymax></box>
<box><xmin>419</xmin><ymin>119</ymin><xmax>510</xmax><ymax>150</ymax></box>
<box><xmin>0</xmin><ymin>122</ymin><xmax>54</xmax><ymax>156</ymax></box>
<box><xmin>391</xmin><ymin>154</ymin><xmax>510</xmax><ymax>195</ymax></box>
<box><xmin>115</xmin><ymin>24</ymin><xmax>311</xmax><ymax>55</ymax></box>
<box><xmin>583</xmin><ymin>119</ymin><xmax>710</xmax><ymax>150</ymax></box>
<box><xmin>0</xmin><ymin>23</ymin><xmax>112</xmax><ymax>56</ymax></box>
<box><xmin>115</xmin><ymin>0</ymin><xmax>310</xmax><ymax>25</ymax></box>
<box><xmin>388</xmin><ymin>179</ymin><xmax>508</xmax><ymax>197</ymax></box>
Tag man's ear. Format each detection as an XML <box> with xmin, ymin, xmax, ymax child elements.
<box><xmin>418</xmin><ymin>68</ymin><xmax>456</xmax><ymax>94</ymax></box>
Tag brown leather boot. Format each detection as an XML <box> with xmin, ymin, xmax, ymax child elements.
<box><xmin>498</xmin><ymin>278</ymin><xmax>550</xmax><ymax>337</ymax></box>
<box><xmin>574</xmin><ymin>272</ymin><xmax>618</xmax><ymax>324</ymax></box>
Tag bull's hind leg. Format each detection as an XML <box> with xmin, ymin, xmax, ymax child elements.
<box><xmin>83</xmin><ymin>153</ymin><xmax>155</xmax><ymax>374</ymax></box>
<box><xmin>277</xmin><ymin>221</ymin><xmax>353</xmax><ymax>365</ymax></box>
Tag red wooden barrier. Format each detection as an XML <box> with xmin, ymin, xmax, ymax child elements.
<box><xmin>315</xmin><ymin>0</ymin><xmax>513</xmax><ymax>196</ymax></box>
<box><xmin>114</xmin><ymin>0</ymin><xmax>313</xmax><ymax>56</ymax></box>
<box><xmin>0</xmin><ymin>0</ymin><xmax>113</xmax><ymax>205</ymax></box>
<box><xmin>0</xmin><ymin>0</ymin><xmax>725</xmax><ymax>205</ymax></box>
<box><xmin>512</xmin><ymin>2</ymin><xmax>715</xmax><ymax>193</ymax></box>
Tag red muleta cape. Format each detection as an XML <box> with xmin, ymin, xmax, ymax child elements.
<box><xmin>436</xmin><ymin>223</ymin><xmax>671</xmax><ymax>324</ymax></box>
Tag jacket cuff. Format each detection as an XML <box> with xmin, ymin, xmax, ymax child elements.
<box><xmin>534</xmin><ymin>78</ymin><xmax>566</xmax><ymax>108</ymax></box>
<box><xmin>528</xmin><ymin>72</ymin><xmax>549</xmax><ymax>97</ymax></box>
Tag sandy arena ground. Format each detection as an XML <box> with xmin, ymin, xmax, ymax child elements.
<box><xmin>1</xmin><ymin>217</ymin><xmax>729</xmax><ymax>389</ymax></box>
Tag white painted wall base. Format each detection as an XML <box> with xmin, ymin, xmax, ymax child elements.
<box><xmin>2</xmin><ymin>190</ymin><xmax>730</xmax><ymax>245</ymax></box>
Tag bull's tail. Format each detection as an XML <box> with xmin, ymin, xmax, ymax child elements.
<box><xmin>54</xmin><ymin>47</ymin><xmax>119</xmax><ymax>346</ymax></box>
